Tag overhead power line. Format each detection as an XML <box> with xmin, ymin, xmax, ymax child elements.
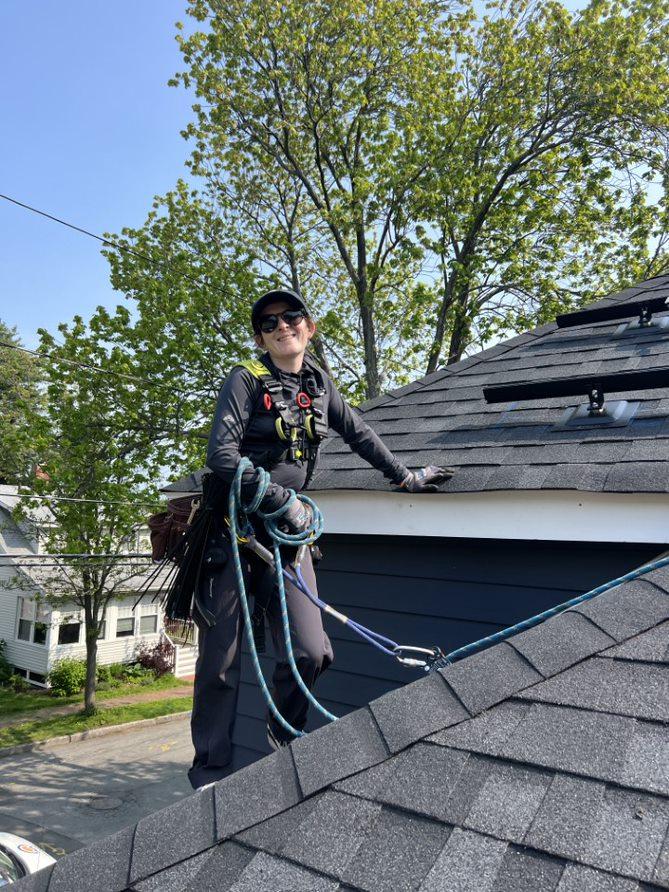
<box><xmin>0</xmin><ymin>339</ymin><xmax>195</xmax><ymax>396</ymax></box>
<box><xmin>9</xmin><ymin>492</ymin><xmax>163</xmax><ymax>508</ymax></box>
<box><xmin>0</xmin><ymin>192</ymin><xmax>243</xmax><ymax>305</ymax></box>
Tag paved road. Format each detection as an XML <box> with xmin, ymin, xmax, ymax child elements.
<box><xmin>0</xmin><ymin>716</ymin><xmax>194</xmax><ymax>859</ymax></box>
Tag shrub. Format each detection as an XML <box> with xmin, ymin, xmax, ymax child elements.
<box><xmin>48</xmin><ymin>658</ymin><xmax>87</xmax><ymax>697</ymax></box>
<box><xmin>107</xmin><ymin>662</ymin><xmax>127</xmax><ymax>680</ymax></box>
<box><xmin>0</xmin><ymin>640</ymin><xmax>12</xmax><ymax>686</ymax></box>
<box><xmin>9</xmin><ymin>673</ymin><xmax>29</xmax><ymax>693</ymax></box>
<box><xmin>134</xmin><ymin>640</ymin><xmax>174</xmax><ymax>678</ymax></box>
<box><xmin>96</xmin><ymin>664</ymin><xmax>112</xmax><ymax>685</ymax></box>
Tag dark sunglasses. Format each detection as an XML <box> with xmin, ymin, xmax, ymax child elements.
<box><xmin>258</xmin><ymin>308</ymin><xmax>307</xmax><ymax>333</ymax></box>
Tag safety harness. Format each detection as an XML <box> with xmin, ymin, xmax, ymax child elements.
<box><xmin>234</xmin><ymin>355</ymin><xmax>329</xmax><ymax>488</ymax></box>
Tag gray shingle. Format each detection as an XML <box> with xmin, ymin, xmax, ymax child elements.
<box><xmin>183</xmin><ymin>842</ymin><xmax>254</xmax><ymax>892</ymax></box>
<box><xmin>509</xmin><ymin>612</ymin><xmax>615</xmax><ymax>676</ymax></box>
<box><xmin>377</xmin><ymin>743</ymin><xmax>469</xmax><ymax>822</ymax></box>
<box><xmin>342</xmin><ymin>806</ymin><xmax>451</xmax><ymax>892</ymax></box>
<box><xmin>491</xmin><ymin>847</ymin><xmax>565</xmax><ymax>892</ymax></box>
<box><xmin>133</xmin><ymin>849</ymin><xmax>214</xmax><ymax>892</ymax></box>
<box><xmin>9</xmin><ymin>866</ymin><xmax>53</xmax><ymax>892</ymax></box>
<box><xmin>280</xmin><ymin>790</ymin><xmax>381</xmax><ymax>878</ymax></box>
<box><xmin>556</xmin><ymin>864</ymin><xmax>640</xmax><ymax>891</ymax></box>
<box><xmin>428</xmin><ymin>701</ymin><xmax>531</xmax><ymax>755</ymax></box>
<box><xmin>419</xmin><ymin>828</ymin><xmax>508</xmax><ymax>892</ymax></box>
<box><xmin>524</xmin><ymin>774</ymin><xmax>606</xmax><ymax>860</ymax></box>
<box><xmin>639</xmin><ymin>561</ymin><xmax>669</xmax><ymax>593</ymax></box>
<box><xmin>215</xmin><ymin>747</ymin><xmax>301</xmax><ymax>839</ymax></box>
<box><xmin>291</xmin><ymin>707</ymin><xmax>388</xmax><ymax>797</ymax></box>
<box><xmin>228</xmin><ymin>851</ymin><xmax>338</xmax><ymax>891</ymax></box>
<box><xmin>572</xmin><ymin>580</ymin><xmax>669</xmax><ymax>642</ymax></box>
<box><xmin>499</xmin><ymin>703</ymin><xmax>636</xmax><ymax>782</ymax></box>
<box><xmin>334</xmin><ymin>756</ymin><xmax>402</xmax><ymax>800</ymax></box>
<box><xmin>604</xmin><ymin>462</ymin><xmax>669</xmax><ymax>493</ymax></box>
<box><xmin>462</xmin><ymin>762</ymin><xmax>553</xmax><ymax>843</ymax></box>
<box><xmin>621</xmin><ymin>722</ymin><xmax>669</xmax><ymax>796</ymax></box>
<box><xmin>518</xmin><ymin>657</ymin><xmax>669</xmax><ymax>722</ymax></box>
<box><xmin>440</xmin><ymin>643</ymin><xmax>543</xmax><ymax>714</ymax></box>
<box><xmin>582</xmin><ymin>787</ymin><xmax>669</xmax><ymax>881</ymax></box>
<box><xmin>369</xmin><ymin>671</ymin><xmax>469</xmax><ymax>753</ymax></box>
<box><xmin>235</xmin><ymin>794</ymin><xmax>323</xmax><ymax>854</ymax></box>
<box><xmin>48</xmin><ymin>825</ymin><xmax>134</xmax><ymax>892</ymax></box>
<box><xmin>601</xmin><ymin>622</ymin><xmax>669</xmax><ymax>663</ymax></box>
<box><xmin>653</xmin><ymin>826</ymin><xmax>669</xmax><ymax>886</ymax></box>
<box><xmin>130</xmin><ymin>785</ymin><xmax>215</xmax><ymax>882</ymax></box>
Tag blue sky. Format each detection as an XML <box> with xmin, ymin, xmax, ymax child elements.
<box><xmin>0</xmin><ymin>1</ymin><xmax>600</xmax><ymax>351</ymax></box>
<box><xmin>0</xmin><ymin>1</ymin><xmax>195</xmax><ymax>348</ymax></box>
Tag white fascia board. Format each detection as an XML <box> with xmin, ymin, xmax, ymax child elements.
<box><xmin>308</xmin><ymin>489</ymin><xmax>669</xmax><ymax>545</ymax></box>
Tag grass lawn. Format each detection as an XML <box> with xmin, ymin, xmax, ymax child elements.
<box><xmin>0</xmin><ymin>673</ymin><xmax>192</xmax><ymax>717</ymax></box>
<box><xmin>0</xmin><ymin>696</ymin><xmax>193</xmax><ymax>748</ymax></box>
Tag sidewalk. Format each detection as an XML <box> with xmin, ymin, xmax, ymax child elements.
<box><xmin>0</xmin><ymin>685</ymin><xmax>193</xmax><ymax>730</ymax></box>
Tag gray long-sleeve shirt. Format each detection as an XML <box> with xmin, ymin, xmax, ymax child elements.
<box><xmin>206</xmin><ymin>352</ymin><xmax>409</xmax><ymax>513</ymax></box>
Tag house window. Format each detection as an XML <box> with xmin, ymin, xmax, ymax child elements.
<box><xmin>116</xmin><ymin>616</ymin><xmax>134</xmax><ymax>638</ymax></box>
<box><xmin>57</xmin><ymin>622</ymin><xmax>81</xmax><ymax>645</ymax></box>
<box><xmin>16</xmin><ymin>599</ymin><xmax>48</xmax><ymax>645</ymax></box>
<box><xmin>139</xmin><ymin>614</ymin><xmax>157</xmax><ymax>635</ymax></box>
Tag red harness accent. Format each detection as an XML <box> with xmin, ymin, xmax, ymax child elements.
<box><xmin>296</xmin><ymin>391</ymin><xmax>312</xmax><ymax>409</ymax></box>
<box><xmin>263</xmin><ymin>393</ymin><xmax>273</xmax><ymax>411</ymax></box>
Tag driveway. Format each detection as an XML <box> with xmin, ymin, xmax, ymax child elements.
<box><xmin>0</xmin><ymin>715</ymin><xmax>194</xmax><ymax>860</ymax></box>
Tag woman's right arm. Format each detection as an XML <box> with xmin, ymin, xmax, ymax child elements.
<box><xmin>206</xmin><ymin>366</ymin><xmax>291</xmax><ymax>513</ymax></box>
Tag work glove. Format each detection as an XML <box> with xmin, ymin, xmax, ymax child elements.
<box><xmin>279</xmin><ymin>498</ymin><xmax>314</xmax><ymax>535</ymax></box>
<box><xmin>397</xmin><ymin>465</ymin><xmax>455</xmax><ymax>493</ymax></box>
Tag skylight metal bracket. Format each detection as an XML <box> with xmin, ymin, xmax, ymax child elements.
<box><xmin>553</xmin><ymin>399</ymin><xmax>639</xmax><ymax>431</ymax></box>
<box><xmin>613</xmin><ymin>315</ymin><xmax>669</xmax><ymax>338</ymax></box>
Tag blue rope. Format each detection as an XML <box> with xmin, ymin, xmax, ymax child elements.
<box><xmin>228</xmin><ymin>459</ymin><xmax>336</xmax><ymax>739</ymax></box>
<box><xmin>435</xmin><ymin>553</ymin><xmax>669</xmax><ymax>668</ymax></box>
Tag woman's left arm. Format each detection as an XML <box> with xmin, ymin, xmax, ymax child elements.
<box><xmin>325</xmin><ymin>378</ymin><xmax>410</xmax><ymax>485</ymax></box>
<box><xmin>325</xmin><ymin>378</ymin><xmax>454</xmax><ymax>491</ymax></box>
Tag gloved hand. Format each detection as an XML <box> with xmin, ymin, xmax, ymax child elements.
<box><xmin>397</xmin><ymin>465</ymin><xmax>455</xmax><ymax>493</ymax></box>
<box><xmin>279</xmin><ymin>498</ymin><xmax>314</xmax><ymax>535</ymax></box>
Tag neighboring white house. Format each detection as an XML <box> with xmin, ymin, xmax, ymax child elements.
<box><xmin>0</xmin><ymin>485</ymin><xmax>196</xmax><ymax>685</ymax></box>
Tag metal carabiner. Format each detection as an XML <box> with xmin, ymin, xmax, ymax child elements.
<box><xmin>393</xmin><ymin>645</ymin><xmax>446</xmax><ymax>671</ymax></box>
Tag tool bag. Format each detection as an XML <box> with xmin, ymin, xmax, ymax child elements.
<box><xmin>147</xmin><ymin>495</ymin><xmax>201</xmax><ymax>562</ymax></box>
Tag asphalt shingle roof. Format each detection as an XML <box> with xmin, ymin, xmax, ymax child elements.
<box><xmin>309</xmin><ymin>274</ymin><xmax>669</xmax><ymax>494</ymax></box>
<box><xmin>17</xmin><ymin>554</ymin><xmax>669</xmax><ymax>892</ymax></box>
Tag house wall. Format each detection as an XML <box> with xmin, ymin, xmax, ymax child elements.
<box><xmin>0</xmin><ymin>506</ymin><xmax>50</xmax><ymax>677</ymax></box>
<box><xmin>230</xmin><ymin>534</ymin><xmax>663</xmax><ymax>770</ymax></box>
<box><xmin>49</xmin><ymin>597</ymin><xmax>162</xmax><ymax>667</ymax></box>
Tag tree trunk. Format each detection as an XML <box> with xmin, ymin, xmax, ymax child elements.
<box><xmin>447</xmin><ymin>286</ymin><xmax>471</xmax><ymax>365</ymax></box>
<box><xmin>426</xmin><ymin>269</ymin><xmax>456</xmax><ymax>374</ymax></box>
<box><xmin>83</xmin><ymin>597</ymin><xmax>98</xmax><ymax>715</ymax></box>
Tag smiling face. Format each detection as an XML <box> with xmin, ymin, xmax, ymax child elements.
<box><xmin>253</xmin><ymin>300</ymin><xmax>316</xmax><ymax>369</ymax></box>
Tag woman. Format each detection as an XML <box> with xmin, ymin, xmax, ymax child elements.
<box><xmin>189</xmin><ymin>287</ymin><xmax>452</xmax><ymax>790</ymax></box>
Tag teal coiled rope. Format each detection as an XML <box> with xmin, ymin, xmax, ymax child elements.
<box><xmin>228</xmin><ymin>458</ymin><xmax>336</xmax><ymax>739</ymax></box>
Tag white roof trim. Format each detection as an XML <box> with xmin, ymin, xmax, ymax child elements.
<box><xmin>307</xmin><ymin>489</ymin><xmax>669</xmax><ymax>544</ymax></box>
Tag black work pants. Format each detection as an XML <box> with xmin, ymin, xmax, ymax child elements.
<box><xmin>187</xmin><ymin>538</ymin><xmax>333</xmax><ymax>790</ymax></box>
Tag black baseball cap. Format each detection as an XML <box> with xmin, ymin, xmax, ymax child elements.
<box><xmin>251</xmin><ymin>288</ymin><xmax>310</xmax><ymax>333</ymax></box>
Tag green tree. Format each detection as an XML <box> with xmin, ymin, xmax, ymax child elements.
<box><xmin>171</xmin><ymin>0</ymin><xmax>669</xmax><ymax>393</ymax></box>
<box><xmin>0</xmin><ymin>321</ymin><xmax>43</xmax><ymax>484</ymax></box>
<box><xmin>9</xmin><ymin>320</ymin><xmax>168</xmax><ymax>714</ymax></box>
<box><xmin>175</xmin><ymin>0</ymin><xmax>460</xmax><ymax>398</ymax></box>
<box><xmin>414</xmin><ymin>0</ymin><xmax>669</xmax><ymax>369</ymax></box>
